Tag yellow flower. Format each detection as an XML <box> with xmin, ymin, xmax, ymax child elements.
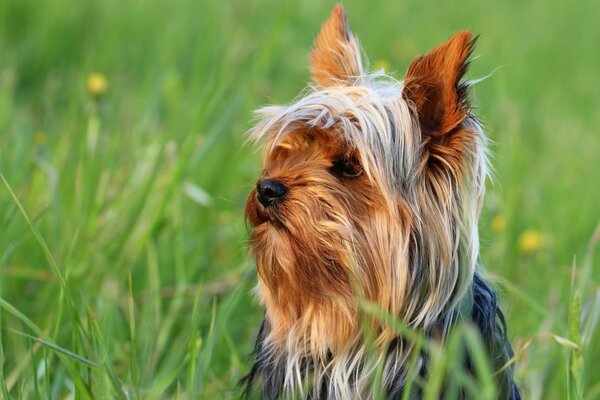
<box><xmin>491</xmin><ymin>215</ymin><xmax>506</xmax><ymax>233</ymax></box>
<box><xmin>87</xmin><ymin>73</ymin><xmax>108</xmax><ymax>97</ymax></box>
<box><xmin>373</xmin><ymin>59</ymin><xmax>391</xmax><ymax>73</ymax></box>
<box><xmin>34</xmin><ymin>131</ymin><xmax>46</xmax><ymax>145</ymax></box>
<box><xmin>518</xmin><ymin>229</ymin><xmax>543</xmax><ymax>253</ymax></box>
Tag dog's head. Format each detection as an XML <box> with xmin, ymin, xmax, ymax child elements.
<box><xmin>245</xmin><ymin>5</ymin><xmax>487</xmax><ymax>355</ymax></box>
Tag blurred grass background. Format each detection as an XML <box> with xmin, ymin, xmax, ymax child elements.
<box><xmin>0</xmin><ymin>0</ymin><xmax>599</xmax><ymax>398</ymax></box>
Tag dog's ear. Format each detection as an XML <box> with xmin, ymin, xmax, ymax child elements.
<box><xmin>310</xmin><ymin>4</ymin><xmax>364</xmax><ymax>87</ymax></box>
<box><xmin>403</xmin><ymin>31</ymin><xmax>476</xmax><ymax>138</ymax></box>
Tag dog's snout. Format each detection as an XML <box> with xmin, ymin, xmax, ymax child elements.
<box><xmin>256</xmin><ymin>179</ymin><xmax>287</xmax><ymax>207</ymax></box>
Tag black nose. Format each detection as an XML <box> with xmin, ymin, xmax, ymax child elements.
<box><xmin>256</xmin><ymin>179</ymin><xmax>287</xmax><ymax>207</ymax></box>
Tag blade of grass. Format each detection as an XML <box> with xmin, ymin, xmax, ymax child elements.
<box><xmin>1</xmin><ymin>173</ymin><xmax>88</xmax><ymax>380</ymax></box>
<box><xmin>0</xmin><ymin>174</ymin><xmax>68</xmax><ymax>291</ymax></box>
<box><xmin>358</xmin><ymin>299</ymin><xmax>435</xmax><ymax>352</ymax></box>
<box><xmin>187</xmin><ymin>285</ymin><xmax>204</xmax><ymax>395</ymax></box>
<box><xmin>142</xmin><ymin>241</ymin><xmax>161</xmax><ymax>379</ymax></box>
<box><xmin>0</xmin><ymin>258</ymin><xmax>10</xmax><ymax>398</ymax></box>
<box><xmin>30</xmin><ymin>342</ymin><xmax>40</xmax><ymax>396</ymax></box>
<box><xmin>461</xmin><ymin>325</ymin><xmax>497</xmax><ymax>399</ymax></box>
<box><xmin>568</xmin><ymin>259</ymin><xmax>584</xmax><ymax>400</ymax></box>
<box><xmin>0</xmin><ymin>299</ymin><xmax>94</xmax><ymax>398</ymax></box>
<box><xmin>8</xmin><ymin>329</ymin><xmax>98</xmax><ymax>368</ymax></box>
<box><xmin>197</xmin><ymin>284</ymin><xmax>245</xmax><ymax>389</ymax></box>
<box><xmin>401</xmin><ymin>340</ymin><xmax>424</xmax><ymax>400</ymax></box>
<box><xmin>128</xmin><ymin>271</ymin><xmax>139</xmax><ymax>398</ymax></box>
<box><xmin>86</xmin><ymin>304</ymin><xmax>128</xmax><ymax>400</ymax></box>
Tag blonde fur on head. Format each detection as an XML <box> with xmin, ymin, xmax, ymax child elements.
<box><xmin>243</xmin><ymin>4</ymin><xmax>519</xmax><ymax>399</ymax></box>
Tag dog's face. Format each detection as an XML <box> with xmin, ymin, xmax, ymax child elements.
<box><xmin>245</xmin><ymin>124</ymin><xmax>392</xmax><ymax>351</ymax></box>
<box><xmin>245</xmin><ymin>5</ymin><xmax>487</xmax><ymax>355</ymax></box>
<box><xmin>246</xmin><ymin>126</ymin><xmax>381</xmax><ymax>300</ymax></box>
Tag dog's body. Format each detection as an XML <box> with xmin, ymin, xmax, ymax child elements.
<box><xmin>243</xmin><ymin>5</ymin><xmax>520</xmax><ymax>399</ymax></box>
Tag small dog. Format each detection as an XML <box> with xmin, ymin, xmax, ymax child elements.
<box><xmin>243</xmin><ymin>5</ymin><xmax>520</xmax><ymax>399</ymax></box>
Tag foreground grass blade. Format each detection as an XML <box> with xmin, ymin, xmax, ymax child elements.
<box><xmin>8</xmin><ymin>329</ymin><xmax>98</xmax><ymax>368</ymax></box>
<box><xmin>0</xmin><ymin>298</ymin><xmax>94</xmax><ymax>398</ymax></box>
<box><xmin>1</xmin><ymin>174</ymin><xmax>68</xmax><ymax>291</ymax></box>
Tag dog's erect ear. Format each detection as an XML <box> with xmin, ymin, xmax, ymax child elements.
<box><xmin>403</xmin><ymin>31</ymin><xmax>476</xmax><ymax>137</ymax></box>
<box><xmin>310</xmin><ymin>4</ymin><xmax>364</xmax><ymax>87</ymax></box>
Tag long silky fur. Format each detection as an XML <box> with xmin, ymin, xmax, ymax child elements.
<box><xmin>242</xmin><ymin>272</ymin><xmax>520</xmax><ymax>399</ymax></box>
<box><xmin>242</xmin><ymin>6</ymin><xmax>520</xmax><ymax>399</ymax></box>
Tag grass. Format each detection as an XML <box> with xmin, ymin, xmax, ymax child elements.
<box><xmin>0</xmin><ymin>0</ymin><xmax>599</xmax><ymax>398</ymax></box>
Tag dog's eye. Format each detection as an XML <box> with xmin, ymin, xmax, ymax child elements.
<box><xmin>330</xmin><ymin>158</ymin><xmax>363</xmax><ymax>179</ymax></box>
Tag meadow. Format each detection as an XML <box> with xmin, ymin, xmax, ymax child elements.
<box><xmin>0</xmin><ymin>0</ymin><xmax>599</xmax><ymax>398</ymax></box>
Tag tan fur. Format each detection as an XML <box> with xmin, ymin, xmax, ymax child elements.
<box><xmin>310</xmin><ymin>4</ymin><xmax>364</xmax><ymax>87</ymax></box>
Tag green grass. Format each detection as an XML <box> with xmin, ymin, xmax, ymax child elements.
<box><xmin>0</xmin><ymin>0</ymin><xmax>599</xmax><ymax>398</ymax></box>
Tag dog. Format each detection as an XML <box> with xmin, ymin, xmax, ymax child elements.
<box><xmin>242</xmin><ymin>5</ymin><xmax>520</xmax><ymax>399</ymax></box>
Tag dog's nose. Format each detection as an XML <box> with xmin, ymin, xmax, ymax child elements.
<box><xmin>256</xmin><ymin>179</ymin><xmax>287</xmax><ymax>207</ymax></box>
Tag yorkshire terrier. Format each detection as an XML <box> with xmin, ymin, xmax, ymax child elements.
<box><xmin>242</xmin><ymin>5</ymin><xmax>520</xmax><ymax>399</ymax></box>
